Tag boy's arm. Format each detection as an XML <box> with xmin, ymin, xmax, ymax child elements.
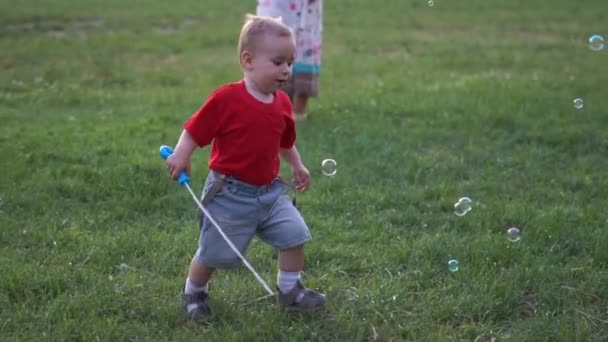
<box><xmin>279</xmin><ymin>145</ymin><xmax>304</xmax><ymax>169</ymax></box>
<box><xmin>280</xmin><ymin>146</ymin><xmax>311</xmax><ymax>192</ymax></box>
<box><xmin>166</xmin><ymin>129</ymin><xmax>198</xmax><ymax>180</ymax></box>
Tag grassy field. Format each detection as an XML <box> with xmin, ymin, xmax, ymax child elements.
<box><xmin>1</xmin><ymin>0</ymin><xmax>607</xmax><ymax>340</ymax></box>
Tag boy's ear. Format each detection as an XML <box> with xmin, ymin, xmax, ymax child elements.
<box><xmin>240</xmin><ymin>50</ymin><xmax>254</xmax><ymax>71</ymax></box>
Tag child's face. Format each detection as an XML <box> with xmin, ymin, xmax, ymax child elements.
<box><xmin>243</xmin><ymin>34</ymin><xmax>295</xmax><ymax>94</ymax></box>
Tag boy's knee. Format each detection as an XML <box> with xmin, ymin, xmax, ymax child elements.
<box><xmin>197</xmin><ymin>253</ymin><xmax>243</xmax><ymax>269</ymax></box>
<box><xmin>279</xmin><ymin>244</ymin><xmax>304</xmax><ymax>252</ymax></box>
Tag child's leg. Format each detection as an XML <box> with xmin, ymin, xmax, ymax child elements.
<box><xmin>276</xmin><ymin>244</ymin><xmax>326</xmax><ymax>310</ymax></box>
<box><xmin>278</xmin><ymin>245</ymin><xmax>304</xmax><ymax>272</ymax></box>
<box><xmin>280</xmin><ymin>74</ymin><xmax>309</xmax><ymax>119</ymax></box>
<box><xmin>258</xmin><ymin>183</ymin><xmax>325</xmax><ymax>310</ymax></box>
<box><xmin>277</xmin><ymin>245</ymin><xmax>304</xmax><ymax>293</ymax></box>
<box><xmin>182</xmin><ymin>258</ymin><xmax>214</xmax><ymax>319</ymax></box>
<box><xmin>293</xmin><ymin>94</ymin><xmax>309</xmax><ymax>115</ymax></box>
<box><xmin>291</xmin><ymin>73</ymin><xmax>317</xmax><ymax>120</ymax></box>
<box><xmin>184</xmin><ymin>258</ymin><xmax>214</xmax><ymax>294</ymax></box>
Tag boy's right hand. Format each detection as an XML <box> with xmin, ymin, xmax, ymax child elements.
<box><xmin>166</xmin><ymin>152</ymin><xmax>191</xmax><ymax>180</ymax></box>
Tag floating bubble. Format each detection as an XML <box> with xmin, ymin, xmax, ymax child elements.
<box><xmin>427</xmin><ymin>0</ymin><xmax>434</xmax><ymax>6</ymax></box>
<box><xmin>448</xmin><ymin>259</ymin><xmax>459</xmax><ymax>272</ymax></box>
<box><xmin>573</xmin><ymin>98</ymin><xmax>584</xmax><ymax>109</ymax></box>
<box><xmin>589</xmin><ymin>34</ymin><xmax>605</xmax><ymax>51</ymax></box>
<box><xmin>454</xmin><ymin>197</ymin><xmax>472</xmax><ymax>216</ymax></box>
<box><xmin>507</xmin><ymin>227</ymin><xmax>521</xmax><ymax>242</ymax></box>
<box><xmin>321</xmin><ymin>159</ymin><xmax>337</xmax><ymax>176</ymax></box>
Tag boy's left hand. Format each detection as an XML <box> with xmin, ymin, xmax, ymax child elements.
<box><xmin>292</xmin><ymin>165</ymin><xmax>311</xmax><ymax>192</ymax></box>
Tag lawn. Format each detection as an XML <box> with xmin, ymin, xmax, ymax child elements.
<box><xmin>1</xmin><ymin>0</ymin><xmax>607</xmax><ymax>340</ymax></box>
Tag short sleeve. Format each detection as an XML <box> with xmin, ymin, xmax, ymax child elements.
<box><xmin>184</xmin><ymin>90</ymin><xmax>225</xmax><ymax>147</ymax></box>
<box><xmin>279</xmin><ymin>92</ymin><xmax>296</xmax><ymax>149</ymax></box>
<box><xmin>280</xmin><ymin>114</ymin><xmax>296</xmax><ymax>149</ymax></box>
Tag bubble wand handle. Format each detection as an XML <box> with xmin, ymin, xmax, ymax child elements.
<box><xmin>159</xmin><ymin>145</ymin><xmax>190</xmax><ymax>186</ymax></box>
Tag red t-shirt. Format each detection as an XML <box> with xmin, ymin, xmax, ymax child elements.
<box><xmin>184</xmin><ymin>80</ymin><xmax>296</xmax><ymax>185</ymax></box>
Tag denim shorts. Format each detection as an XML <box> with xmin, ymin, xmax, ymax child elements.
<box><xmin>194</xmin><ymin>171</ymin><xmax>312</xmax><ymax>268</ymax></box>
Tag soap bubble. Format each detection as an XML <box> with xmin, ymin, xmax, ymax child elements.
<box><xmin>321</xmin><ymin>159</ymin><xmax>337</xmax><ymax>176</ymax></box>
<box><xmin>454</xmin><ymin>197</ymin><xmax>473</xmax><ymax>216</ymax></box>
<box><xmin>428</xmin><ymin>0</ymin><xmax>434</xmax><ymax>6</ymax></box>
<box><xmin>573</xmin><ymin>98</ymin><xmax>584</xmax><ymax>109</ymax></box>
<box><xmin>589</xmin><ymin>34</ymin><xmax>605</xmax><ymax>51</ymax></box>
<box><xmin>448</xmin><ymin>259</ymin><xmax>459</xmax><ymax>272</ymax></box>
<box><xmin>507</xmin><ymin>227</ymin><xmax>521</xmax><ymax>242</ymax></box>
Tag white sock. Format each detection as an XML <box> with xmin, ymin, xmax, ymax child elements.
<box><xmin>184</xmin><ymin>277</ymin><xmax>208</xmax><ymax>295</ymax></box>
<box><xmin>277</xmin><ymin>270</ymin><xmax>301</xmax><ymax>294</ymax></box>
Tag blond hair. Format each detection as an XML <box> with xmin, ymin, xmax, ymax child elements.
<box><xmin>237</xmin><ymin>14</ymin><xmax>293</xmax><ymax>56</ymax></box>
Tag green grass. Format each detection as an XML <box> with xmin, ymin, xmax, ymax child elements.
<box><xmin>1</xmin><ymin>0</ymin><xmax>608</xmax><ymax>340</ymax></box>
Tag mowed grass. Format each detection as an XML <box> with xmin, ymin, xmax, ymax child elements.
<box><xmin>1</xmin><ymin>0</ymin><xmax>607</xmax><ymax>340</ymax></box>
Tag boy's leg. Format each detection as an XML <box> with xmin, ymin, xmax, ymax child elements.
<box><xmin>276</xmin><ymin>244</ymin><xmax>326</xmax><ymax>311</ymax></box>
<box><xmin>277</xmin><ymin>245</ymin><xmax>303</xmax><ymax>294</ymax></box>
<box><xmin>185</xmin><ymin>258</ymin><xmax>215</xmax><ymax>294</ymax></box>
<box><xmin>182</xmin><ymin>258</ymin><xmax>214</xmax><ymax>320</ymax></box>
<box><xmin>278</xmin><ymin>245</ymin><xmax>304</xmax><ymax>272</ymax></box>
<box><xmin>181</xmin><ymin>172</ymin><xmax>258</xmax><ymax>320</ymax></box>
<box><xmin>257</xmin><ymin>185</ymin><xmax>326</xmax><ymax>311</ymax></box>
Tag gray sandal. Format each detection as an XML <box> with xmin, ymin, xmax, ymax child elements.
<box><xmin>182</xmin><ymin>291</ymin><xmax>211</xmax><ymax>320</ymax></box>
<box><xmin>277</xmin><ymin>281</ymin><xmax>326</xmax><ymax>311</ymax></box>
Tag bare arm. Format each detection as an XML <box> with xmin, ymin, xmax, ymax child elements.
<box><xmin>279</xmin><ymin>145</ymin><xmax>304</xmax><ymax>169</ymax></box>
<box><xmin>280</xmin><ymin>145</ymin><xmax>310</xmax><ymax>192</ymax></box>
